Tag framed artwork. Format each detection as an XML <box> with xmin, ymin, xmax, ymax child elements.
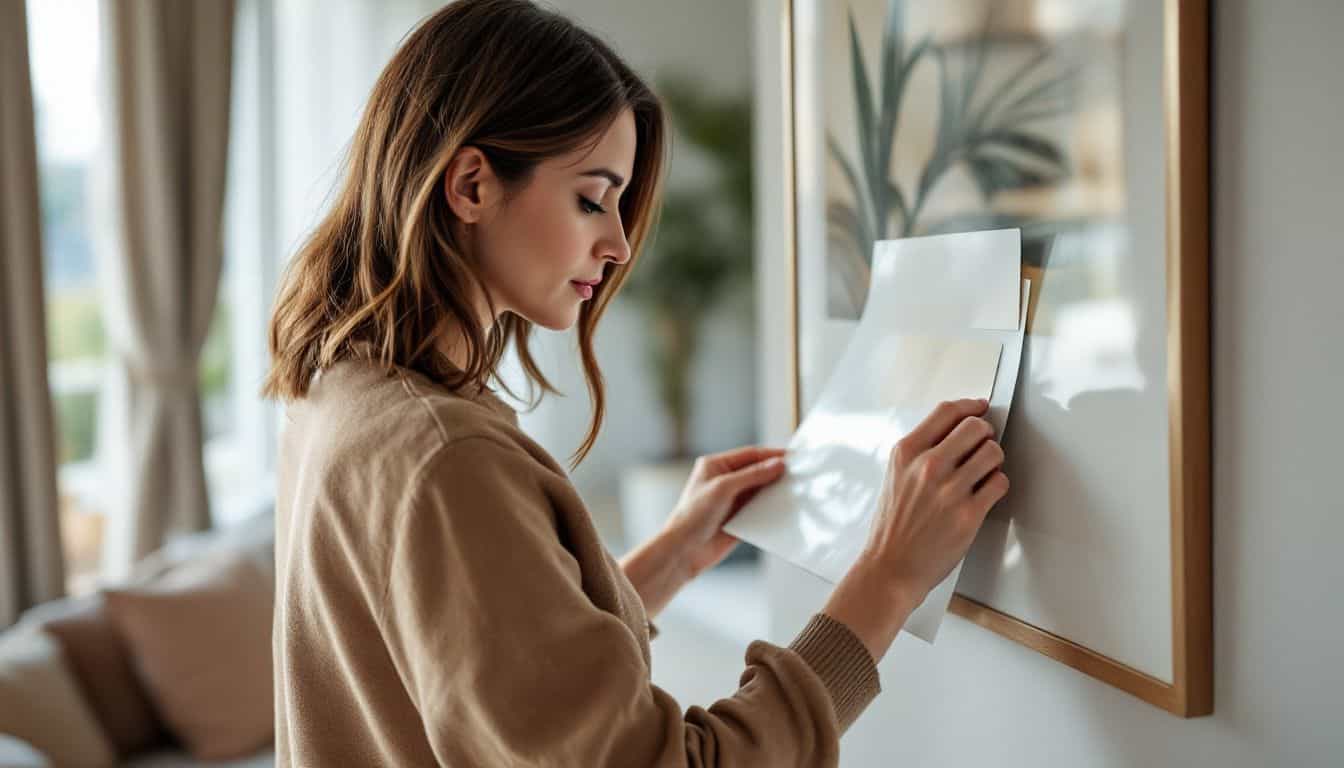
<box><xmin>783</xmin><ymin>0</ymin><xmax>1210</xmax><ymax>716</ymax></box>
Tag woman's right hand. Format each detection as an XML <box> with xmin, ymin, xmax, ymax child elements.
<box><xmin>822</xmin><ymin>398</ymin><xmax>1009</xmax><ymax>662</ymax></box>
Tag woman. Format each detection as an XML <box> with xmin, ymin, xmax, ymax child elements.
<box><xmin>262</xmin><ymin>1</ymin><xmax>1008</xmax><ymax>765</ymax></box>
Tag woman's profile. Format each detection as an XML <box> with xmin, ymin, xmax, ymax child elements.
<box><xmin>262</xmin><ymin>1</ymin><xmax>1008</xmax><ymax>765</ymax></box>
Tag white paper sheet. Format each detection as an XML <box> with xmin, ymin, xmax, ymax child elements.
<box><xmin>961</xmin><ymin>279</ymin><xmax>1031</xmax><ymax>440</ymax></box>
<box><xmin>898</xmin><ymin>280</ymin><xmax>1030</xmax><ymax>641</ymax></box>
<box><xmin>723</xmin><ymin>335</ymin><xmax>1002</xmax><ymax>584</ymax></box>
<box><xmin>867</xmin><ymin>229</ymin><xmax>1022</xmax><ymax>331</ymax></box>
<box><xmin>724</xmin><ymin>230</ymin><xmax>1029</xmax><ymax>643</ymax></box>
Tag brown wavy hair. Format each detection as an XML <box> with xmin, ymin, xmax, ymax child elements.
<box><xmin>261</xmin><ymin>0</ymin><xmax>667</xmax><ymax>468</ymax></box>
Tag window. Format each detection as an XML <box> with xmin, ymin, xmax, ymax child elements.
<box><xmin>28</xmin><ymin>0</ymin><xmax>106</xmax><ymax>595</ymax></box>
<box><xmin>29</xmin><ymin>0</ymin><xmax>243</xmax><ymax>593</ymax></box>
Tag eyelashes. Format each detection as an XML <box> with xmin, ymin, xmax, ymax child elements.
<box><xmin>578</xmin><ymin>195</ymin><xmax>607</xmax><ymax>215</ymax></box>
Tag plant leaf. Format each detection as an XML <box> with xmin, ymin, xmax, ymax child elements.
<box><xmin>848</xmin><ymin>10</ymin><xmax>880</xmax><ymax>230</ymax></box>
<box><xmin>959</xmin><ymin>8</ymin><xmax>993</xmax><ymax>119</ymax></box>
<box><xmin>876</xmin><ymin>0</ymin><xmax>906</xmax><ymax>212</ymax></box>
<box><xmin>979</xmin><ymin>130</ymin><xmax>1069</xmax><ymax>170</ymax></box>
<box><xmin>827</xmin><ymin>135</ymin><xmax>875</xmax><ymax>257</ymax></box>
<box><xmin>897</xmin><ymin>36</ymin><xmax>933</xmax><ymax>116</ymax></box>
<box><xmin>971</xmin><ymin>48</ymin><xmax>1050</xmax><ymax>136</ymax></box>
<box><xmin>878</xmin><ymin>0</ymin><xmax>906</xmax><ymax>140</ymax></box>
<box><xmin>920</xmin><ymin>46</ymin><xmax>957</xmax><ymax>200</ymax></box>
<box><xmin>966</xmin><ymin>152</ymin><xmax>1060</xmax><ymax>201</ymax></box>
<box><xmin>827</xmin><ymin>201</ymin><xmax>873</xmax><ymax>272</ymax></box>
<box><xmin>825</xmin><ymin>221</ymin><xmax>873</xmax><ymax>317</ymax></box>
<box><xmin>995</xmin><ymin>68</ymin><xmax>1076</xmax><ymax>126</ymax></box>
<box><xmin>879</xmin><ymin>34</ymin><xmax>930</xmax><ymax>235</ymax></box>
<box><xmin>886</xmin><ymin>177</ymin><xmax>908</xmax><ymax>224</ymax></box>
<box><xmin>995</xmin><ymin>105</ymin><xmax>1075</xmax><ymax>127</ymax></box>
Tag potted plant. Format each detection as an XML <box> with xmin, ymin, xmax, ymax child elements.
<box><xmin>618</xmin><ymin>79</ymin><xmax>756</xmax><ymax>563</ymax></box>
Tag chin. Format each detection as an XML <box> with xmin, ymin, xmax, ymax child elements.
<box><xmin>525</xmin><ymin>306</ymin><xmax>579</xmax><ymax>332</ymax></box>
<box><xmin>534</xmin><ymin>317</ymin><xmax>573</xmax><ymax>332</ymax></box>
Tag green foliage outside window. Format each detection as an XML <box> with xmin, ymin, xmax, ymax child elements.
<box><xmin>45</xmin><ymin>286</ymin><xmax>233</xmax><ymax>462</ymax></box>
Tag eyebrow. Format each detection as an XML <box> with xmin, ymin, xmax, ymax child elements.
<box><xmin>579</xmin><ymin>168</ymin><xmax>626</xmax><ymax>188</ymax></box>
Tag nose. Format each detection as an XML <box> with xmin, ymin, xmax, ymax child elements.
<box><xmin>599</xmin><ymin>219</ymin><xmax>631</xmax><ymax>266</ymax></box>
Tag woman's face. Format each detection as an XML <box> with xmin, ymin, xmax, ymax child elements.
<box><xmin>445</xmin><ymin>109</ymin><xmax>637</xmax><ymax>332</ymax></box>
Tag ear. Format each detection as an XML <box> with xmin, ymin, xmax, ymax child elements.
<box><xmin>443</xmin><ymin>145</ymin><xmax>501</xmax><ymax>223</ymax></box>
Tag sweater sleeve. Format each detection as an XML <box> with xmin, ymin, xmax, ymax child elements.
<box><xmin>376</xmin><ymin>436</ymin><xmax>881</xmax><ymax>768</ymax></box>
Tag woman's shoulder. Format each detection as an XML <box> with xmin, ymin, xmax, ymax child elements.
<box><xmin>287</xmin><ymin>354</ymin><xmax>562</xmax><ymax>488</ymax></box>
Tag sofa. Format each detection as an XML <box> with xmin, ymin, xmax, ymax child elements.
<box><xmin>0</xmin><ymin>510</ymin><xmax>278</xmax><ymax>768</ymax></box>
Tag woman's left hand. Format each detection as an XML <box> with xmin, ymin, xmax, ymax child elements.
<box><xmin>665</xmin><ymin>446</ymin><xmax>788</xmax><ymax>578</ymax></box>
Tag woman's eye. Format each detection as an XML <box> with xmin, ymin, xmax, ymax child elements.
<box><xmin>578</xmin><ymin>195</ymin><xmax>605</xmax><ymax>215</ymax></box>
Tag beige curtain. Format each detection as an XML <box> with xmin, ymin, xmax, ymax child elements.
<box><xmin>96</xmin><ymin>0</ymin><xmax>236</xmax><ymax>576</ymax></box>
<box><xmin>0</xmin><ymin>0</ymin><xmax>66</xmax><ymax>625</ymax></box>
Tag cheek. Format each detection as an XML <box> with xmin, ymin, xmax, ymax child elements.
<box><xmin>487</xmin><ymin>192</ymin><xmax>586</xmax><ymax>297</ymax></box>
<box><xmin>514</xmin><ymin>194</ymin><xmax>588</xmax><ymax>270</ymax></box>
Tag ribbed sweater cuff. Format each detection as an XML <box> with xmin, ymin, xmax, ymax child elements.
<box><xmin>787</xmin><ymin>612</ymin><xmax>881</xmax><ymax>731</ymax></box>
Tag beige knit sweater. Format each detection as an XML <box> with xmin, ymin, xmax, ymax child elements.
<box><xmin>273</xmin><ymin>350</ymin><xmax>881</xmax><ymax>766</ymax></box>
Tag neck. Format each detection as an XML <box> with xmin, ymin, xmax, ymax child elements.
<box><xmin>435</xmin><ymin>314</ymin><xmax>497</xmax><ymax>372</ymax></box>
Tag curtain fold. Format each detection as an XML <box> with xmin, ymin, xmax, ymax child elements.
<box><xmin>0</xmin><ymin>0</ymin><xmax>67</xmax><ymax>625</ymax></box>
<box><xmin>96</xmin><ymin>0</ymin><xmax>236</xmax><ymax>576</ymax></box>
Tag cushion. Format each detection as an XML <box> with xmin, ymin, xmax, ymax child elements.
<box><xmin>13</xmin><ymin>593</ymin><xmax>100</xmax><ymax>631</ymax></box>
<box><xmin>129</xmin><ymin>510</ymin><xmax>275</xmax><ymax>586</ymax></box>
<box><xmin>121</xmin><ymin>746</ymin><xmax>275</xmax><ymax>768</ymax></box>
<box><xmin>0</xmin><ymin>734</ymin><xmax>52</xmax><ymax>768</ymax></box>
<box><xmin>40</xmin><ymin>597</ymin><xmax>165</xmax><ymax>756</ymax></box>
<box><xmin>0</xmin><ymin>628</ymin><xmax>117</xmax><ymax>768</ymax></box>
<box><xmin>104</xmin><ymin>553</ymin><xmax>274</xmax><ymax>761</ymax></box>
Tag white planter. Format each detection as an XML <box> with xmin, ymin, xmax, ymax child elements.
<box><xmin>620</xmin><ymin>459</ymin><xmax>696</xmax><ymax>551</ymax></box>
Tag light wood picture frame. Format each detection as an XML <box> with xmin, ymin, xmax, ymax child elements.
<box><xmin>781</xmin><ymin>0</ymin><xmax>1211</xmax><ymax>716</ymax></box>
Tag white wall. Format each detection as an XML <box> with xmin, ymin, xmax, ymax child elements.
<box><xmin>754</xmin><ymin>1</ymin><xmax>1344</xmax><ymax>765</ymax></box>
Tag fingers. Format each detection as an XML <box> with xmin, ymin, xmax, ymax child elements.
<box><xmin>903</xmin><ymin>398</ymin><xmax>989</xmax><ymax>451</ymax></box>
<box><xmin>929</xmin><ymin>416</ymin><xmax>995</xmax><ymax>468</ymax></box>
<box><xmin>713</xmin><ymin>454</ymin><xmax>787</xmax><ymax>497</ymax></box>
<box><xmin>704</xmin><ymin>445</ymin><xmax>787</xmax><ymax>472</ymax></box>
<box><xmin>967</xmin><ymin>471</ymin><xmax>1010</xmax><ymax>519</ymax></box>
<box><xmin>950</xmin><ymin>438</ymin><xmax>1004</xmax><ymax>493</ymax></box>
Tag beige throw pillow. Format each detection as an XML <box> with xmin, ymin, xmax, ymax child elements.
<box><xmin>40</xmin><ymin>598</ymin><xmax>165</xmax><ymax>756</ymax></box>
<box><xmin>104</xmin><ymin>552</ymin><xmax>274</xmax><ymax>761</ymax></box>
<box><xmin>0</xmin><ymin>629</ymin><xmax>117</xmax><ymax>768</ymax></box>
